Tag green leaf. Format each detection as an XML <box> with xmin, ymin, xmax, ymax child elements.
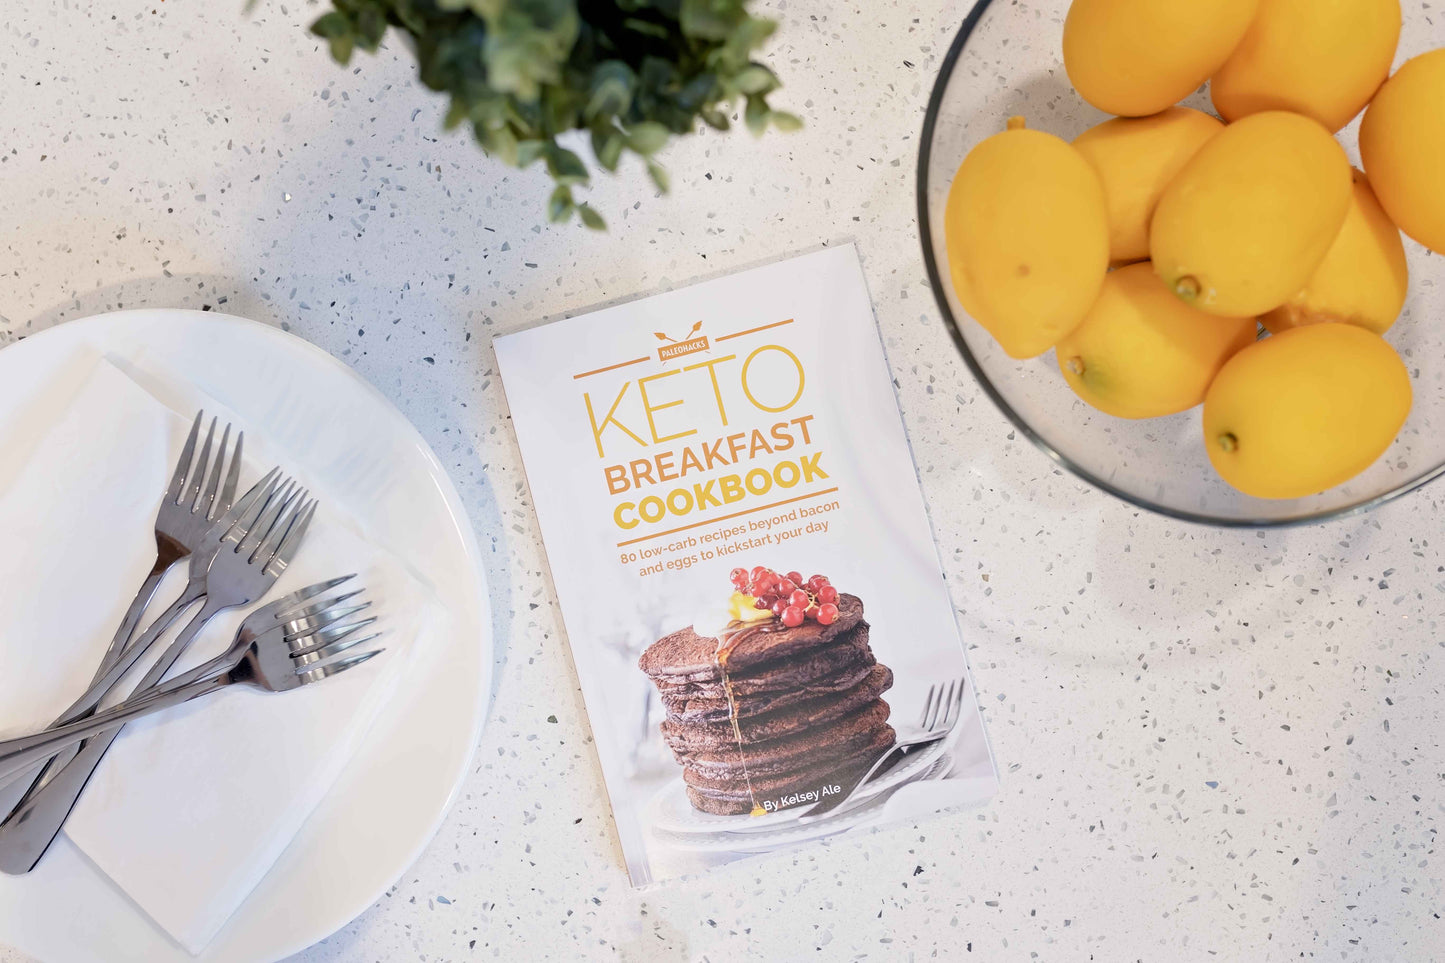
<box><xmin>546</xmin><ymin>144</ymin><xmax>590</xmax><ymax>185</ymax></box>
<box><xmin>744</xmin><ymin>95</ymin><xmax>768</xmax><ymax>136</ymax></box>
<box><xmin>770</xmin><ymin>110</ymin><xmax>802</xmax><ymax>132</ymax></box>
<box><xmin>443</xmin><ymin>99</ymin><xmax>469</xmax><ymax>130</ymax></box>
<box><xmin>733</xmin><ymin>64</ymin><xmax>777</xmax><ymax>95</ymax></box>
<box><xmin>479</xmin><ymin>123</ymin><xmax>520</xmax><ymax>165</ymax></box>
<box><xmin>721</xmin><ymin>15</ymin><xmax>776</xmax><ymax>61</ymax></box>
<box><xmin>391</xmin><ymin>0</ymin><xmax>427</xmax><ymax>34</ymax></box>
<box><xmin>578</xmin><ymin>204</ymin><xmax>607</xmax><ymax>230</ymax></box>
<box><xmin>305</xmin><ymin>0</ymin><xmax>798</xmax><ymax>231</ymax></box>
<box><xmin>310</xmin><ymin>11</ymin><xmax>357</xmax><ymax>64</ymax></box>
<box><xmin>516</xmin><ymin>140</ymin><xmax>548</xmax><ymax>167</ymax></box>
<box><xmin>548</xmin><ymin>185</ymin><xmax>575</xmax><ymax>223</ymax></box>
<box><xmin>699</xmin><ymin>105</ymin><xmax>731</xmax><ymax>130</ymax></box>
<box><xmin>623</xmin><ymin>17</ymin><xmax>670</xmax><ymax>40</ymax></box>
<box><xmin>586</xmin><ymin>61</ymin><xmax>636</xmax><ymax>121</ymax></box>
<box><xmin>626</xmin><ymin>121</ymin><xmax>670</xmax><ymax>155</ymax></box>
<box><xmin>355</xmin><ymin>6</ymin><xmax>388</xmax><ymax>49</ymax></box>
<box><xmin>647</xmin><ymin>160</ymin><xmax>671</xmax><ymax>193</ymax></box>
<box><xmin>680</xmin><ymin>0</ymin><xmax>747</xmax><ymax>41</ymax></box>
<box><xmin>480</xmin><ymin>0</ymin><xmax>580</xmax><ymax>101</ymax></box>
<box><xmin>592</xmin><ymin>126</ymin><xmax>625</xmax><ymax>171</ymax></box>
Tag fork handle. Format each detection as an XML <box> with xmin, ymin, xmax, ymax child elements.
<box><xmin>0</xmin><ymin>600</ymin><xmax>229</xmax><ymax>875</ymax></box>
<box><xmin>0</xmin><ymin>675</ymin><xmax>229</xmax><ymax>784</ymax></box>
<box><xmin>54</xmin><ymin>581</ymin><xmax>206</xmax><ymax>726</ymax></box>
<box><xmin>90</xmin><ymin>556</ymin><xmax>175</xmax><ymax>684</ymax></box>
<box><xmin>0</xmin><ymin>576</ymin><xmax>202</xmax><ymax>802</ymax></box>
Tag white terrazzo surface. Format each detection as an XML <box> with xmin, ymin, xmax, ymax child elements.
<box><xmin>2</xmin><ymin>1</ymin><xmax>1443</xmax><ymax>960</ymax></box>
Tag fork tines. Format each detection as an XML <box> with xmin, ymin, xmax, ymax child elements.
<box><xmin>274</xmin><ymin>582</ymin><xmax>384</xmax><ymax>682</ymax></box>
<box><xmin>221</xmin><ymin>473</ymin><xmax>317</xmax><ymax>577</ymax></box>
<box><xmin>169</xmin><ymin>411</ymin><xmax>244</xmax><ymax>523</ymax></box>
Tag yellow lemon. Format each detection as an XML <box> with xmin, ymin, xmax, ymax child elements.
<box><xmin>1151</xmin><ymin>111</ymin><xmax>1351</xmax><ymax>317</ymax></box>
<box><xmin>1360</xmin><ymin>49</ymin><xmax>1445</xmax><ymax>255</ymax></box>
<box><xmin>1263</xmin><ymin>171</ymin><xmax>1408</xmax><ymax>335</ymax></box>
<box><xmin>1202</xmin><ymin>323</ymin><xmax>1410</xmax><ymax>499</ymax></box>
<box><xmin>1056</xmin><ymin>262</ymin><xmax>1256</xmax><ymax>419</ymax></box>
<box><xmin>944</xmin><ymin>117</ymin><xmax>1109</xmax><ymax>359</ymax></box>
<box><xmin>1063</xmin><ymin>0</ymin><xmax>1259</xmax><ymax>117</ymax></box>
<box><xmin>1074</xmin><ymin>108</ymin><xmax>1224</xmax><ymax>263</ymax></box>
<box><xmin>1212</xmin><ymin>0</ymin><xmax>1401</xmax><ymax>132</ymax></box>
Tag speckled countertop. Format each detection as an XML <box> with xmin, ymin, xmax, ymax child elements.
<box><xmin>2</xmin><ymin>1</ymin><xmax>1443</xmax><ymax>961</ymax></box>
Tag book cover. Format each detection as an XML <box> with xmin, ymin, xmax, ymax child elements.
<box><xmin>495</xmin><ymin>245</ymin><xmax>998</xmax><ymax>885</ymax></box>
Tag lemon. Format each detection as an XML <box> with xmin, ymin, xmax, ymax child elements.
<box><xmin>1063</xmin><ymin>0</ymin><xmax>1259</xmax><ymax>116</ymax></box>
<box><xmin>944</xmin><ymin>117</ymin><xmax>1109</xmax><ymax>359</ymax></box>
<box><xmin>1360</xmin><ymin>49</ymin><xmax>1445</xmax><ymax>255</ymax></box>
<box><xmin>1073</xmin><ymin>108</ymin><xmax>1224</xmax><ymax>263</ymax></box>
<box><xmin>1056</xmin><ymin>263</ymin><xmax>1256</xmax><ymax>419</ymax></box>
<box><xmin>1151</xmin><ymin>111</ymin><xmax>1351</xmax><ymax>317</ymax></box>
<box><xmin>1202</xmin><ymin>323</ymin><xmax>1411</xmax><ymax>499</ymax></box>
<box><xmin>1263</xmin><ymin>171</ymin><xmax>1408</xmax><ymax>336</ymax></box>
<box><xmin>1212</xmin><ymin>0</ymin><xmax>1401</xmax><ymax>132</ymax></box>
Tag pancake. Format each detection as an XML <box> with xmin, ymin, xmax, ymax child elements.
<box><xmin>639</xmin><ymin>594</ymin><xmax>867</xmax><ymax>684</ymax></box>
<box><xmin>653</xmin><ymin>627</ymin><xmax>872</xmax><ymax>703</ymax></box>
<box><xmin>658</xmin><ymin>654</ymin><xmax>878</xmax><ymax>726</ymax></box>
<box><xmin>640</xmin><ymin>588</ymin><xmax>898</xmax><ymax>816</ymax></box>
<box><xmin>682</xmin><ymin>724</ymin><xmax>897</xmax><ymax>815</ymax></box>
<box><xmin>661</xmin><ymin>664</ymin><xmax>894</xmax><ymax>753</ymax></box>
<box><xmin>673</xmin><ymin>699</ymin><xmax>892</xmax><ymax>778</ymax></box>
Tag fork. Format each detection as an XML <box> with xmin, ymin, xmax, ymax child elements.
<box><xmin>797</xmin><ymin>678</ymin><xmax>965</xmax><ymax>821</ymax></box>
<box><xmin>95</xmin><ymin>411</ymin><xmax>243</xmax><ymax>680</ymax></box>
<box><xmin>0</xmin><ymin>414</ymin><xmax>242</xmax><ymax>801</ymax></box>
<box><xmin>0</xmin><ymin>580</ymin><xmax>381</xmax><ymax>784</ymax></box>
<box><xmin>0</xmin><ymin>474</ymin><xmax>317</xmax><ymax>874</ymax></box>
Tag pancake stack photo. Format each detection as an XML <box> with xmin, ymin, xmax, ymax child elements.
<box><xmin>639</xmin><ymin>585</ymin><xmax>895</xmax><ymax>816</ymax></box>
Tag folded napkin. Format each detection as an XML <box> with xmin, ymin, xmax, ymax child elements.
<box><xmin>0</xmin><ymin>357</ymin><xmax>439</xmax><ymax>954</ymax></box>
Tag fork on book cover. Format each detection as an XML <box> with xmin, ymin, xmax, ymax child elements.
<box><xmin>798</xmin><ymin>677</ymin><xmax>965</xmax><ymax>821</ymax></box>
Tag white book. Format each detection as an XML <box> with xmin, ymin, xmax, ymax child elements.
<box><xmin>496</xmin><ymin>244</ymin><xmax>997</xmax><ymax>886</ymax></box>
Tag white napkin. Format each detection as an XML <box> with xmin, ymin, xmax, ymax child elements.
<box><xmin>0</xmin><ymin>357</ymin><xmax>438</xmax><ymax>954</ymax></box>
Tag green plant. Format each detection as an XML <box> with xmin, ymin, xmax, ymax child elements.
<box><xmin>309</xmin><ymin>0</ymin><xmax>798</xmax><ymax>228</ymax></box>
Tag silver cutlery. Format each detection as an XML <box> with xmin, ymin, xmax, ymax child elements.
<box><xmin>797</xmin><ymin>678</ymin><xmax>964</xmax><ymax>821</ymax></box>
<box><xmin>0</xmin><ymin>472</ymin><xmax>317</xmax><ymax>873</ymax></box>
<box><xmin>95</xmin><ymin>411</ymin><xmax>243</xmax><ymax>680</ymax></box>
<box><xmin>0</xmin><ymin>414</ymin><xmax>242</xmax><ymax>798</ymax></box>
<box><xmin>0</xmin><ymin>579</ymin><xmax>381</xmax><ymax>784</ymax></box>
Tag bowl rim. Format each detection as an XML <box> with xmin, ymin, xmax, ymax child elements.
<box><xmin>915</xmin><ymin>0</ymin><xmax>1445</xmax><ymax>528</ymax></box>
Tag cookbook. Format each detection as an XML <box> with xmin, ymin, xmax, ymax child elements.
<box><xmin>495</xmin><ymin>245</ymin><xmax>997</xmax><ymax>885</ymax></box>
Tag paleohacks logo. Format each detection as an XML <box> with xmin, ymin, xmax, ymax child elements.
<box><xmin>654</xmin><ymin>321</ymin><xmax>709</xmax><ymax>362</ymax></box>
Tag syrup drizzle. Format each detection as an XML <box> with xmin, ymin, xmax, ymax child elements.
<box><xmin>714</xmin><ymin>619</ymin><xmax>785</xmax><ymax>817</ymax></box>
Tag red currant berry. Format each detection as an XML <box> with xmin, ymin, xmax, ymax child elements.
<box><xmin>785</xmin><ymin>571</ymin><xmax>803</xmax><ymax>585</ymax></box>
<box><xmin>781</xmin><ymin>605</ymin><xmax>805</xmax><ymax>628</ymax></box>
<box><xmin>777</xmin><ymin>579</ymin><xmax>797</xmax><ymax>596</ymax></box>
<box><xmin>771</xmin><ymin>598</ymin><xmax>787</xmax><ymax>617</ymax></box>
<box><xmin>817</xmin><ymin>584</ymin><xmax>839</xmax><ymax>605</ymax></box>
<box><xmin>805</xmin><ymin>575</ymin><xmax>826</xmax><ymax>592</ymax></box>
<box><xmin>788</xmin><ymin>589</ymin><xmax>809</xmax><ymax>608</ymax></box>
<box><xmin>730</xmin><ymin>567</ymin><xmax>747</xmax><ymax>583</ymax></box>
<box><xmin>754</xmin><ymin>598</ymin><xmax>771</xmax><ymax>610</ymax></box>
<box><xmin>816</xmin><ymin>602</ymin><xmax>839</xmax><ymax>625</ymax></box>
<box><xmin>750</xmin><ymin>565</ymin><xmax>768</xmax><ymax>582</ymax></box>
<box><xmin>805</xmin><ymin>603</ymin><xmax>820</xmax><ymax>621</ymax></box>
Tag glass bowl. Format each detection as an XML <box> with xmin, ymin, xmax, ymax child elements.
<box><xmin>917</xmin><ymin>0</ymin><xmax>1445</xmax><ymax>526</ymax></box>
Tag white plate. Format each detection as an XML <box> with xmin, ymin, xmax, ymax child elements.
<box><xmin>647</xmin><ymin>752</ymin><xmax>955</xmax><ymax>854</ymax></box>
<box><xmin>646</xmin><ymin>736</ymin><xmax>951</xmax><ymax>837</ymax></box>
<box><xmin>0</xmin><ymin>310</ymin><xmax>491</xmax><ymax>963</ymax></box>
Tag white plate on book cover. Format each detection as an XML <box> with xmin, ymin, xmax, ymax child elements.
<box><xmin>0</xmin><ymin>310</ymin><xmax>491</xmax><ymax>963</ymax></box>
<box><xmin>648</xmin><ymin>751</ymin><xmax>955</xmax><ymax>853</ymax></box>
<box><xmin>646</xmin><ymin>735</ymin><xmax>952</xmax><ymax>838</ymax></box>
